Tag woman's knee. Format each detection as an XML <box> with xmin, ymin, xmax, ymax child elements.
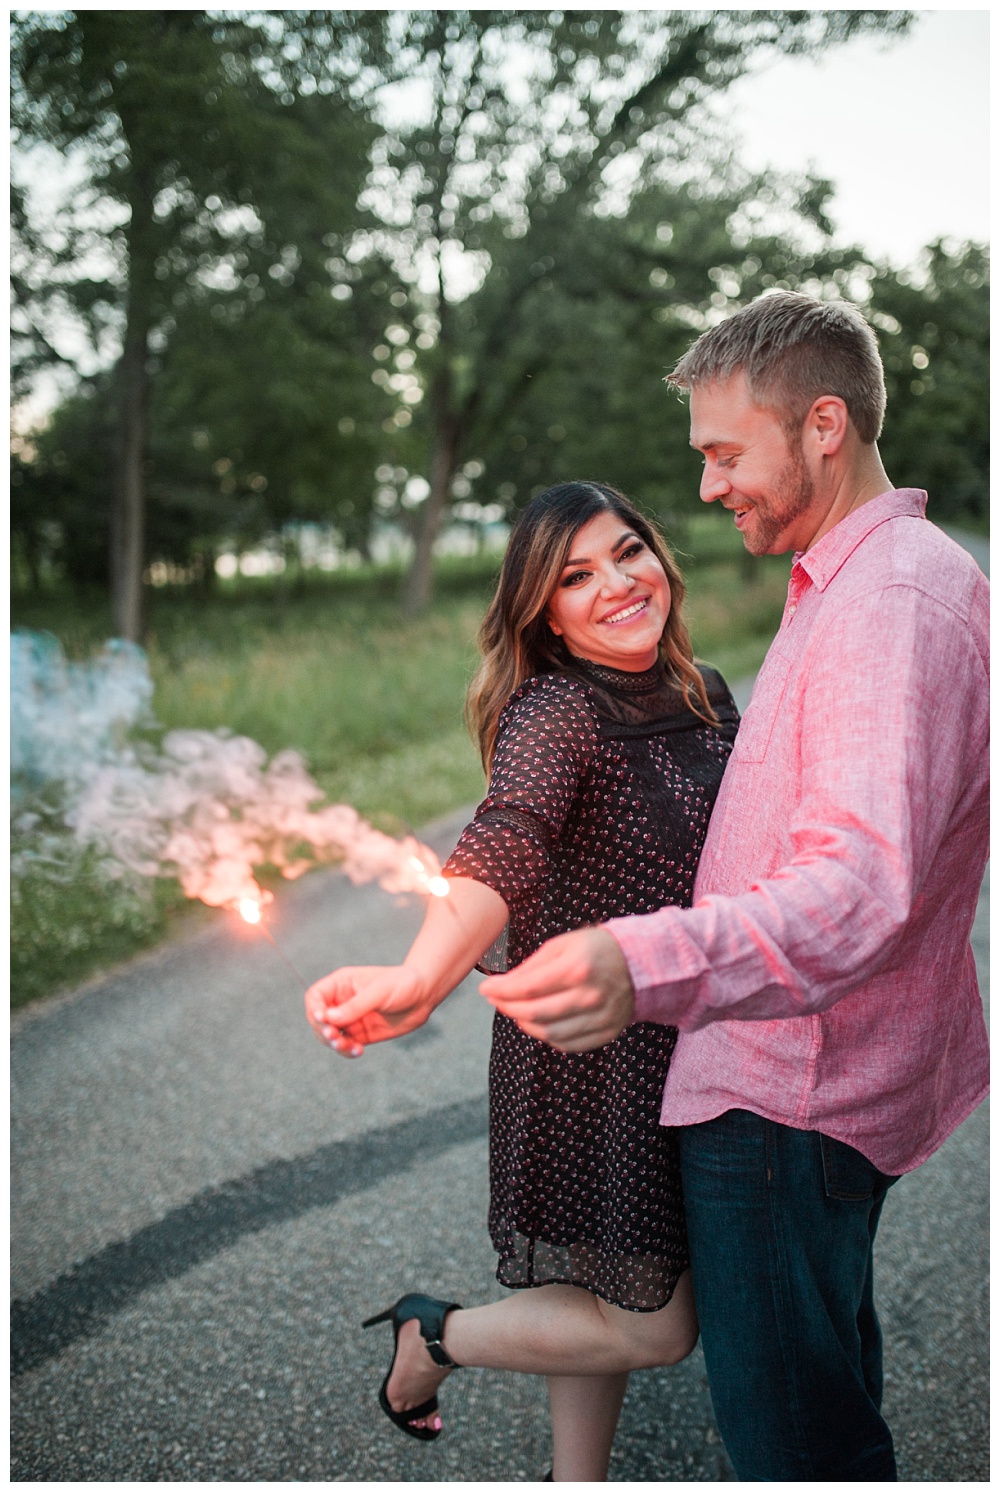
<box><xmin>604</xmin><ymin>1273</ymin><xmax>700</xmax><ymax>1369</ymax></box>
<box><xmin>655</xmin><ymin>1316</ymin><xmax>700</xmax><ymax>1366</ymax></box>
<box><xmin>661</xmin><ymin>1270</ymin><xmax>700</xmax><ymax>1362</ymax></box>
<box><xmin>639</xmin><ymin>1309</ymin><xmax>699</xmax><ymax>1368</ymax></box>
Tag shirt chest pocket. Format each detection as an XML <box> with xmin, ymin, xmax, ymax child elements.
<box><xmin>731</xmin><ymin>652</ymin><xmax>793</xmax><ymax>765</ymax></box>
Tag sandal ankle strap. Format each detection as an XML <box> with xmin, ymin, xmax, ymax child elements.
<box><xmin>420</xmin><ymin>1302</ymin><xmax>462</xmax><ymax>1369</ymax></box>
<box><xmin>424</xmin><ymin>1336</ymin><xmax>460</xmax><ymax>1369</ymax></box>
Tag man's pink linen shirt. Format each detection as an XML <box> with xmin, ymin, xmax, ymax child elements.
<box><xmin>608</xmin><ymin>489</ymin><xmax>989</xmax><ymax>1175</ymax></box>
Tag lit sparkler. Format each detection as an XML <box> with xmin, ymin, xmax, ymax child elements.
<box><xmin>233</xmin><ymin>852</ymin><xmax>450</xmax><ymax>997</ymax></box>
<box><xmin>235</xmin><ymin>895</ymin><xmax>311</xmax><ymax>991</ymax></box>
<box><xmin>68</xmin><ymin>719</ymin><xmax>452</xmax><ymax>1022</ymax></box>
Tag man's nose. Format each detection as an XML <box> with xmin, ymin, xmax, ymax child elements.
<box><xmin>699</xmin><ymin>465</ymin><xmax>730</xmax><ymax>504</ymax></box>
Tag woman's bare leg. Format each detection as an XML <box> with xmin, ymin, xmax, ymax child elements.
<box><xmin>547</xmin><ymin>1370</ymin><xmax>629</xmax><ymax>1481</ymax></box>
<box><xmin>385</xmin><ymin>1270</ymin><xmax>697</xmax><ymax>1442</ymax></box>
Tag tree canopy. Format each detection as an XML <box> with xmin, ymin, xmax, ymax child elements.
<box><xmin>12</xmin><ymin>8</ymin><xmax>989</xmax><ymax>626</ymax></box>
<box><xmin>12</xmin><ymin>8</ymin><xmax>377</xmax><ymax>631</ymax></box>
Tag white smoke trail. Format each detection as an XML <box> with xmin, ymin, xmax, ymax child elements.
<box><xmin>71</xmin><ymin>729</ymin><xmax>447</xmax><ymax>906</ymax></box>
<box><xmin>11</xmin><ymin>632</ymin><xmax>154</xmax><ymax>799</ymax></box>
<box><xmin>11</xmin><ymin>631</ymin><xmax>448</xmax><ymax>910</ymax></box>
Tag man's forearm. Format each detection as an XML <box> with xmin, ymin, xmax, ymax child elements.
<box><xmin>608</xmin><ymin>848</ymin><xmax>914</xmax><ymax>1031</ymax></box>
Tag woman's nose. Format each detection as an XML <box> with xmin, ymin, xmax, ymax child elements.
<box><xmin>600</xmin><ymin>567</ymin><xmax>635</xmax><ymax>595</ymax></box>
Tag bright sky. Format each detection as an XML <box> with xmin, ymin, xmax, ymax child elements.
<box><xmin>716</xmin><ymin>8</ymin><xmax>989</xmax><ymax>269</ymax></box>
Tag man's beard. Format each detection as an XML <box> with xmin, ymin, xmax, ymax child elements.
<box><xmin>743</xmin><ymin>448</ymin><xmax>814</xmax><ymax>556</ymax></box>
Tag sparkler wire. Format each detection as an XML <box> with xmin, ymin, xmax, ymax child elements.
<box><xmin>252</xmin><ymin>914</ymin><xmax>360</xmax><ymax>1055</ymax></box>
<box><xmin>256</xmin><ymin>921</ymin><xmax>311</xmax><ymax>992</ymax></box>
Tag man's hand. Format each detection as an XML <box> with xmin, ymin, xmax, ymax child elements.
<box><xmin>304</xmin><ymin>965</ymin><xmax>435</xmax><ymax>1057</ymax></box>
<box><xmin>480</xmin><ymin>927</ymin><xmax>635</xmax><ymax>1052</ymax></box>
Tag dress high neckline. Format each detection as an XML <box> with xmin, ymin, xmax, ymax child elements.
<box><xmin>567</xmin><ymin>654</ymin><xmax>668</xmax><ymax>694</ymax></box>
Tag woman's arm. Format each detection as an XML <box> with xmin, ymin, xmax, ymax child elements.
<box><xmin>309</xmin><ymin>678</ymin><xmax>596</xmax><ymax>1056</ymax></box>
<box><xmin>304</xmin><ymin>875</ymin><xmax>508</xmax><ymax>1056</ymax></box>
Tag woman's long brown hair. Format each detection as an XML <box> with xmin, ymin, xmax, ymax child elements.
<box><xmin>467</xmin><ymin>481</ymin><xmax>717</xmax><ymax>772</ymax></box>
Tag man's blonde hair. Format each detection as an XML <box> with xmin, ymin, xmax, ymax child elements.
<box><xmin>667</xmin><ymin>291</ymin><xmax>886</xmax><ymax>444</ymax></box>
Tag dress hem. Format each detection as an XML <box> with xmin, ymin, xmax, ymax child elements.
<box><xmin>493</xmin><ymin>1263</ymin><xmax>689</xmax><ymax>1315</ymax></box>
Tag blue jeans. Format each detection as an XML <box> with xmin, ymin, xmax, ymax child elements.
<box><xmin>678</xmin><ymin>1109</ymin><xmax>899</xmax><ymax>1481</ymax></box>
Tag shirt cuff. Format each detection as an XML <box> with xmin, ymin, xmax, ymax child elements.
<box><xmin>606</xmin><ymin>907</ymin><xmax>708</xmax><ymax>1029</ymax></box>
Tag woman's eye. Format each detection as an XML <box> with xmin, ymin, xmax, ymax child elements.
<box><xmin>620</xmin><ymin>543</ymin><xmax>643</xmax><ymax>561</ymax></box>
<box><xmin>562</xmin><ymin>570</ymin><xmax>590</xmax><ymax>587</ymax></box>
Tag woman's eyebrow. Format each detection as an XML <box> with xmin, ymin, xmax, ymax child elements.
<box><xmin>561</xmin><ymin>531</ymin><xmax>638</xmax><ymax>569</ymax></box>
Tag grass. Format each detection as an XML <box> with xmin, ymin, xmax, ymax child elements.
<box><xmin>10</xmin><ymin>852</ymin><xmax>214</xmax><ymax>1011</ymax></box>
<box><xmin>11</xmin><ymin>525</ymin><xmax>789</xmax><ymax>1007</ymax></box>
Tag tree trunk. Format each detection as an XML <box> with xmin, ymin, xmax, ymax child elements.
<box><xmin>110</xmin><ymin>324</ymin><xmax>149</xmax><ymax>639</ymax></box>
<box><xmin>401</xmin><ymin>411</ymin><xmax>460</xmax><ymax>617</ymax></box>
<box><xmin>110</xmin><ymin>166</ymin><xmax>155</xmax><ymax>642</ymax></box>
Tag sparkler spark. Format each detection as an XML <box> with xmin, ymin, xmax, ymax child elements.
<box><xmin>408</xmin><ymin>855</ymin><xmax>450</xmax><ymax>898</ymax></box>
<box><xmin>239</xmin><ymin>897</ymin><xmax>262</xmax><ymax>924</ymax></box>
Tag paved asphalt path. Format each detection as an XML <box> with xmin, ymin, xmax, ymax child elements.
<box><xmin>11</xmin><ymin>825</ymin><xmax>989</xmax><ymax>1484</ymax></box>
<box><xmin>11</xmin><ymin>528</ymin><xmax>989</xmax><ymax>1483</ymax></box>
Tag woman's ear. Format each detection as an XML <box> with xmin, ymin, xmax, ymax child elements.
<box><xmin>546</xmin><ymin>609</ymin><xmax>563</xmax><ymax>637</ymax></box>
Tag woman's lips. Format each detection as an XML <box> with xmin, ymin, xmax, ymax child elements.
<box><xmin>601</xmin><ymin>597</ymin><xmax>649</xmax><ymax>625</ymax></box>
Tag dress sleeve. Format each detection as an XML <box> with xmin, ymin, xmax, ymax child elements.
<box><xmin>444</xmin><ymin>675</ymin><xmax>598</xmax><ymax>905</ymax></box>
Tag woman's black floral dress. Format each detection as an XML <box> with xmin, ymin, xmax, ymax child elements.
<box><xmin>444</xmin><ymin>658</ymin><xmax>739</xmax><ymax>1310</ymax></box>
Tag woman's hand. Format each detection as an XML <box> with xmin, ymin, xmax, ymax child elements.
<box><xmin>304</xmin><ymin>964</ymin><xmax>436</xmax><ymax>1057</ymax></box>
<box><xmin>303</xmin><ymin>877</ymin><xmax>507</xmax><ymax>1059</ymax></box>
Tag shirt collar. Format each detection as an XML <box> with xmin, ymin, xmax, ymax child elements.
<box><xmin>794</xmin><ymin>488</ymin><xmax>928</xmax><ymax>592</ymax></box>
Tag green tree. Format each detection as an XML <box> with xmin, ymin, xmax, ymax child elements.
<box><xmin>11</xmin><ymin>9</ymin><xmax>375</xmax><ymax>636</ymax></box>
<box><xmin>870</xmin><ymin>241</ymin><xmax>989</xmax><ymax>529</ymax></box>
<box><xmin>149</xmin><ymin>293</ymin><xmax>385</xmax><ymax>569</ymax></box>
<box><xmin>460</xmin><ymin>169</ymin><xmax>876</xmax><ymax>528</ymax></box>
<box><xmin>341</xmin><ymin>8</ymin><xmax>910</xmax><ymax>612</ymax></box>
<box><xmin>11</xmin><ymin>385</ymin><xmax>115</xmax><ymax>595</ymax></box>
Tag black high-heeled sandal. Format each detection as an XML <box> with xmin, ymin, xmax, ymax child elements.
<box><xmin>362</xmin><ymin>1292</ymin><xmax>463</xmax><ymax>1441</ymax></box>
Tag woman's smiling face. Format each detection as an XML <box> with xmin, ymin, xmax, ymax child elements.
<box><xmin>545</xmin><ymin>509</ymin><xmax>671</xmax><ymax>671</ymax></box>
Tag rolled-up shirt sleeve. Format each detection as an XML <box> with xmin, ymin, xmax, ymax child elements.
<box><xmin>608</xmin><ymin>581</ymin><xmax>989</xmax><ymax>1030</ymax></box>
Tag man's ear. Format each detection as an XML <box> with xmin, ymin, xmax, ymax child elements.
<box><xmin>805</xmin><ymin>395</ymin><xmax>850</xmax><ymax>457</ymax></box>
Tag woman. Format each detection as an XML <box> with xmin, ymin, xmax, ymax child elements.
<box><xmin>305</xmin><ymin>481</ymin><xmax>739</xmax><ymax>1481</ymax></box>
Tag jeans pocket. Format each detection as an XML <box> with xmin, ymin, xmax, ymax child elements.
<box><xmin>820</xmin><ymin>1133</ymin><xmax>888</xmax><ymax>1202</ymax></box>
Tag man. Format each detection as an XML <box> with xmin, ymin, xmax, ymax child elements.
<box><xmin>482</xmin><ymin>292</ymin><xmax>989</xmax><ymax>1481</ymax></box>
